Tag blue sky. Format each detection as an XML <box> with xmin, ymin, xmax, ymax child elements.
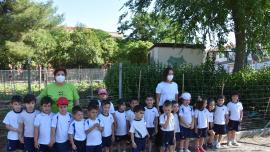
<box><xmin>51</xmin><ymin>0</ymin><xmax>126</xmax><ymax>32</ymax></box>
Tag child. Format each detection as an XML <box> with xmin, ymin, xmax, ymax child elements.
<box><xmin>129</xmin><ymin>105</ymin><xmax>149</xmax><ymax>152</ymax></box>
<box><xmin>160</xmin><ymin>100</ymin><xmax>175</xmax><ymax>152</ymax></box>
<box><xmin>227</xmin><ymin>92</ymin><xmax>243</xmax><ymax>146</ymax></box>
<box><xmin>34</xmin><ymin>96</ymin><xmax>54</xmax><ymax>152</ymax></box>
<box><xmin>194</xmin><ymin>98</ymin><xmax>209</xmax><ymax>152</ymax></box>
<box><xmin>213</xmin><ymin>95</ymin><xmax>229</xmax><ymax>149</ymax></box>
<box><xmin>98</xmin><ymin>100</ymin><xmax>115</xmax><ymax>152</ymax></box>
<box><xmin>85</xmin><ymin>103</ymin><xmax>104</xmax><ymax>152</ymax></box>
<box><xmin>172</xmin><ymin>101</ymin><xmax>181</xmax><ymax>152</ymax></box>
<box><xmin>50</xmin><ymin>97</ymin><xmax>72</xmax><ymax>152</ymax></box>
<box><xmin>3</xmin><ymin>95</ymin><xmax>24</xmax><ymax>152</ymax></box>
<box><xmin>144</xmin><ymin>95</ymin><xmax>159</xmax><ymax>152</ymax></box>
<box><xmin>115</xmin><ymin>99</ymin><xmax>128</xmax><ymax>152</ymax></box>
<box><xmin>206</xmin><ymin>98</ymin><xmax>215</xmax><ymax>149</ymax></box>
<box><xmin>126</xmin><ymin>97</ymin><xmax>139</xmax><ymax>127</ymax></box>
<box><xmin>179</xmin><ymin>92</ymin><xmax>194</xmax><ymax>152</ymax></box>
<box><xmin>18</xmin><ymin>94</ymin><xmax>40</xmax><ymax>152</ymax></box>
<box><xmin>68</xmin><ymin>106</ymin><xmax>86</xmax><ymax>152</ymax></box>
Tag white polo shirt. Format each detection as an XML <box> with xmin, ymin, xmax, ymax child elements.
<box><xmin>85</xmin><ymin>118</ymin><xmax>104</xmax><ymax>146</ymax></box>
<box><xmin>126</xmin><ymin>109</ymin><xmax>135</xmax><ymax>123</ymax></box>
<box><xmin>179</xmin><ymin>105</ymin><xmax>194</xmax><ymax>126</ymax></box>
<box><xmin>214</xmin><ymin>105</ymin><xmax>228</xmax><ymax>125</ymax></box>
<box><xmin>34</xmin><ymin>112</ymin><xmax>54</xmax><ymax>145</ymax></box>
<box><xmin>115</xmin><ymin>110</ymin><xmax>127</xmax><ymax>136</ymax></box>
<box><xmin>98</xmin><ymin>100</ymin><xmax>115</xmax><ymax>114</ymax></box>
<box><xmin>129</xmin><ymin>119</ymin><xmax>148</xmax><ymax>138</ymax></box>
<box><xmin>159</xmin><ymin>113</ymin><xmax>175</xmax><ymax>131</ymax></box>
<box><xmin>98</xmin><ymin>113</ymin><xmax>114</xmax><ymax>137</ymax></box>
<box><xmin>51</xmin><ymin>112</ymin><xmax>72</xmax><ymax>143</ymax></box>
<box><xmin>194</xmin><ymin>108</ymin><xmax>209</xmax><ymax>129</ymax></box>
<box><xmin>68</xmin><ymin>119</ymin><xmax>86</xmax><ymax>141</ymax></box>
<box><xmin>208</xmin><ymin>111</ymin><xmax>214</xmax><ymax>123</ymax></box>
<box><xmin>144</xmin><ymin>107</ymin><xmax>159</xmax><ymax>128</ymax></box>
<box><xmin>3</xmin><ymin>110</ymin><xmax>22</xmax><ymax>140</ymax></box>
<box><xmin>19</xmin><ymin>109</ymin><xmax>40</xmax><ymax>137</ymax></box>
<box><xmin>227</xmin><ymin>101</ymin><xmax>243</xmax><ymax>121</ymax></box>
<box><xmin>156</xmin><ymin>82</ymin><xmax>178</xmax><ymax>106</ymax></box>
<box><xmin>173</xmin><ymin>112</ymin><xmax>180</xmax><ymax>133</ymax></box>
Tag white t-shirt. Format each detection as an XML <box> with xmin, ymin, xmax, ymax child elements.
<box><xmin>115</xmin><ymin>110</ymin><xmax>127</xmax><ymax>136</ymax></box>
<box><xmin>34</xmin><ymin>112</ymin><xmax>54</xmax><ymax>145</ymax></box>
<box><xmin>51</xmin><ymin>112</ymin><xmax>72</xmax><ymax>143</ymax></box>
<box><xmin>129</xmin><ymin>119</ymin><xmax>148</xmax><ymax>138</ymax></box>
<box><xmin>179</xmin><ymin>105</ymin><xmax>194</xmax><ymax>126</ymax></box>
<box><xmin>208</xmin><ymin>111</ymin><xmax>214</xmax><ymax>123</ymax></box>
<box><xmin>68</xmin><ymin>119</ymin><xmax>86</xmax><ymax>141</ymax></box>
<box><xmin>98</xmin><ymin>113</ymin><xmax>114</xmax><ymax>137</ymax></box>
<box><xmin>85</xmin><ymin>118</ymin><xmax>104</xmax><ymax>146</ymax></box>
<box><xmin>3</xmin><ymin>110</ymin><xmax>22</xmax><ymax>140</ymax></box>
<box><xmin>194</xmin><ymin>109</ymin><xmax>209</xmax><ymax>129</ymax></box>
<box><xmin>19</xmin><ymin>110</ymin><xmax>40</xmax><ymax>137</ymax></box>
<box><xmin>214</xmin><ymin>105</ymin><xmax>228</xmax><ymax>125</ymax></box>
<box><xmin>173</xmin><ymin>112</ymin><xmax>180</xmax><ymax>133</ymax></box>
<box><xmin>159</xmin><ymin>113</ymin><xmax>175</xmax><ymax>131</ymax></box>
<box><xmin>126</xmin><ymin>109</ymin><xmax>135</xmax><ymax>123</ymax></box>
<box><xmin>227</xmin><ymin>101</ymin><xmax>243</xmax><ymax>121</ymax></box>
<box><xmin>156</xmin><ymin>82</ymin><xmax>179</xmax><ymax>106</ymax></box>
<box><xmin>144</xmin><ymin>107</ymin><xmax>159</xmax><ymax>128</ymax></box>
<box><xmin>98</xmin><ymin>100</ymin><xmax>115</xmax><ymax>114</ymax></box>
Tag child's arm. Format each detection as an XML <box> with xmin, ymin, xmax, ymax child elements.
<box><xmin>34</xmin><ymin>126</ymin><xmax>39</xmax><ymax>149</ymax></box>
<box><xmin>18</xmin><ymin>122</ymin><xmax>24</xmax><ymax>143</ymax></box>
<box><xmin>161</xmin><ymin>114</ymin><xmax>171</xmax><ymax>129</ymax></box>
<box><xmin>190</xmin><ymin>114</ymin><xmax>195</xmax><ymax>129</ymax></box>
<box><xmin>111</xmin><ymin>120</ymin><xmax>115</xmax><ymax>142</ymax></box>
<box><xmin>5</xmin><ymin>124</ymin><xmax>19</xmax><ymax>132</ymax></box>
<box><xmin>194</xmin><ymin>117</ymin><xmax>198</xmax><ymax>133</ymax></box>
<box><xmin>179</xmin><ymin>116</ymin><xmax>190</xmax><ymax>128</ymax></box>
<box><xmin>130</xmin><ymin>133</ymin><xmax>137</xmax><ymax>148</ymax></box>
<box><xmin>85</xmin><ymin>123</ymin><xmax>98</xmax><ymax>134</ymax></box>
<box><xmin>240</xmin><ymin>110</ymin><xmax>243</xmax><ymax>122</ymax></box>
<box><xmin>68</xmin><ymin>134</ymin><xmax>76</xmax><ymax>150</ymax></box>
<box><xmin>49</xmin><ymin>127</ymin><xmax>56</xmax><ymax>147</ymax></box>
<box><xmin>155</xmin><ymin>116</ymin><xmax>158</xmax><ymax>134</ymax></box>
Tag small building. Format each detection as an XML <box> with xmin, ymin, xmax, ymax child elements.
<box><xmin>149</xmin><ymin>43</ymin><xmax>206</xmax><ymax>66</ymax></box>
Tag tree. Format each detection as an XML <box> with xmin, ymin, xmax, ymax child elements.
<box><xmin>121</xmin><ymin>0</ymin><xmax>270</xmax><ymax>72</ymax></box>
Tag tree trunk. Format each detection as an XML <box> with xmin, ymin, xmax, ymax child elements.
<box><xmin>231</xmin><ymin>0</ymin><xmax>246</xmax><ymax>72</ymax></box>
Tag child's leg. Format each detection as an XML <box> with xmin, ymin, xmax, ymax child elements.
<box><xmin>184</xmin><ymin>138</ymin><xmax>190</xmax><ymax>149</ymax></box>
<box><xmin>148</xmin><ymin>139</ymin><xmax>152</xmax><ymax>152</ymax></box>
<box><xmin>208</xmin><ymin>130</ymin><xmax>215</xmax><ymax>144</ymax></box>
<box><xmin>232</xmin><ymin>130</ymin><xmax>236</xmax><ymax>141</ymax></box>
<box><xmin>218</xmin><ymin>134</ymin><xmax>222</xmax><ymax>142</ymax></box>
<box><xmin>195</xmin><ymin>138</ymin><xmax>200</xmax><ymax>148</ymax></box>
<box><xmin>180</xmin><ymin>139</ymin><xmax>185</xmax><ymax>150</ymax></box>
<box><xmin>199</xmin><ymin>138</ymin><xmax>205</xmax><ymax>147</ymax></box>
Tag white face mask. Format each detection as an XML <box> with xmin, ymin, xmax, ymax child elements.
<box><xmin>167</xmin><ymin>75</ymin><xmax>174</xmax><ymax>81</ymax></box>
<box><xmin>55</xmin><ymin>75</ymin><xmax>65</xmax><ymax>83</ymax></box>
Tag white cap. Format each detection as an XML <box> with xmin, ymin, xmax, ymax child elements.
<box><xmin>181</xmin><ymin>92</ymin><xmax>191</xmax><ymax>100</ymax></box>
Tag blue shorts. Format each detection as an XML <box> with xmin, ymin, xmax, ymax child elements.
<box><xmin>161</xmin><ymin>131</ymin><xmax>174</xmax><ymax>147</ymax></box>
<box><xmin>175</xmin><ymin>132</ymin><xmax>181</xmax><ymax>141</ymax></box>
<box><xmin>102</xmin><ymin>136</ymin><xmax>112</xmax><ymax>147</ymax></box>
<box><xmin>180</xmin><ymin>126</ymin><xmax>194</xmax><ymax>139</ymax></box>
<box><xmin>7</xmin><ymin>139</ymin><xmax>24</xmax><ymax>152</ymax></box>
<box><xmin>115</xmin><ymin>135</ymin><xmax>128</xmax><ymax>142</ymax></box>
<box><xmin>147</xmin><ymin>128</ymin><xmax>156</xmax><ymax>140</ymax></box>
<box><xmin>228</xmin><ymin>120</ymin><xmax>240</xmax><ymax>131</ymax></box>
<box><xmin>86</xmin><ymin>145</ymin><xmax>102</xmax><ymax>152</ymax></box>
<box><xmin>52</xmin><ymin>141</ymin><xmax>70</xmax><ymax>152</ymax></box>
<box><xmin>73</xmin><ymin>140</ymin><xmax>86</xmax><ymax>152</ymax></box>
<box><xmin>24</xmin><ymin>137</ymin><xmax>35</xmax><ymax>152</ymax></box>
<box><xmin>132</xmin><ymin>137</ymin><xmax>147</xmax><ymax>152</ymax></box>
<box><xmin>214</xmin><ymin>124</ymin><xmax>227</xmax><ymax>135</ymax></box>
<box><xmin>196</xmin><ymin>128</ymin><xmax>208</xmax><ymax>138</ymax></box>
<box><xmin>37</xmin><ymin>144</ymin><xmax>50</xmax><ymax>152</ymax></box>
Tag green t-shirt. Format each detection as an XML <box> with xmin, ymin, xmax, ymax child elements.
<box><xmin>38</xmin><ymin>83</ymin><xmax>80</xmax><ymax>112</ymax></box>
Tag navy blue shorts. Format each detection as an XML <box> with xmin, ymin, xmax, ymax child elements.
<box><xmin>6</xmin><ymin>139</ymin><xmax>24</xmax><ymax>152</ymax></box>
<box><xmin>132</xmin><ymin>137</ymin><xmax>146</xmax><ymax>152</ymax></box>
<box><xmin>161</xmin><ymin>131</ymin><xmax>174</xmax><ymax>147</ymax></box>
<box><xmin>175</xmin><ymin>132</ymin><xmax>181</xmax><ymax>141</ymax></box>
<box><xmin>36</xmin><ymin>144</ymin><xmax>50</xmax><ymax>152</ymax></box>
<box><xmin>147</xmin><ymin>128</ymin><xmax>156</xmax><ymax>140</ymax></box>
<box><xmin>24</xmin><ymin>137</ymin><xmax>35</xmax><ymax>152</ymax></box>
<box><xmin>52</xmin><ymin>141</ymin><xmax>70</xmax><ymax>152</ymax></box>
<box><xmin>86</xmin><ymin>145</ymin><xmax>102</xmax><ymax>152</ymax></box>
<box><xmin>214</xmin><ymin>124</ymin><xmax>227</xmax><ymax>135</ymax></box>
<box><xmin>180</xmin><ymin>126</ymin><xmax>194</xmax><ymax>139</ymax></box>
<box><xmin>228</xmin><ymin>120</ymin><xmax>240</xmax><ymax>131</ymax></box>
<box><xmin>196</xmin><ymin>128</ymin><xmax>208</xmax><ymax>138</ymax></box>
<box><xmin>73</xmin><ymin>140</ymin><xmax>86</xmax><ymax>152</ymax></box>
<box><xmin>115</xmin><ymin>135</ymin><xmax>128</xmax><ymax>142</ymax></box>
<box><xmin>102</xmin><ymin>136</ymin><xmax>112</xmax><ymax>147</ymax></box>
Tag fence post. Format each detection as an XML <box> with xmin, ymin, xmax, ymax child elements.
<box><xmin>27</xmin><ymin>57</ymin><xmax>32</xmax><ymax>93</ymax></box>
<box><xmin>119</xmin><ymin>63</ymin><xmax>123</xmax><ymax>99</ymax></box>
<box><xmin>39</xmin><ymin>66</ymin><xmax>41</xmax><ymax>92</ymax></box>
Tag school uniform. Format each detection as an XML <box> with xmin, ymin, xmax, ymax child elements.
<box><xmin>179</xmin><ymin>105</ymin><xmax>194</xmax><ymax>139</ymax></box>
<box><xmin>34</xmin><ymin>112</ymin><xmax>54</xmax><ymax>152</ymax></box>
<box><xmin>213</xmin><ymin>105</ymin><xmax>228</xmax><ymax>135</ymax></box>
<box><xmin>3</xmin><ymin>110</ymin><xmax>24</xmax><ymax>152</ymax></box>
<box><xmin>144</xmin><ymin>106</ymin><xmax>159</xmax><ymax>139</ymax></box>
<box><xmin>98</xmin><ymin>113</ymin><xmax>114</xmax><ymax>148</ymax></box>
<box><xmin>98</xmin><ymin>100</ymin><xmax>115</xmax><ymax>114</ymax></box>
<box><xmin>85</xmin><ymin>118</ymin><xmax>103</xmax><ymax>152</ymax></box>
<box><xmin>194</xmin><ymin>108</ymin><xmax>209</xmax><ymax>138</ymax></box>
<box><xmin>19</xmin><ymin>109</ymin><xmax>40</xmax><ymax>152</ymax></box>
<box><xmin>68</xmin><ymin>119</ymin><xmax>86</xmax><ymax>152</ymax></box>
<box><xmin>129</xmin><ymin>119</ymin><xmax>148</xmax><ymax>152</ymax></box>
<box><xmin>208</xmin><ymin>110</ymin><xmax>214</xmax><ymax>130</ymax></box>
<box><xmin>159</xmin><ymin>113</ymin><xmax>175</xmax><ymax>147</ymax></box>
<box><xmin>227</xmin><ymin>101</ymin><xmax>243</xmax><ymax>131</ymax></box>
<box><xmin>126</xmin><ymin>109</ymin><xmax>135</xmax><ymax>124</ymax></box>
<box><xmin>115</xmin><ymin>110</ymin><xmax>128</xmax><ymax>142</ymax></box>
<box><xmin>173</xmin><ymin>112</ymin><xmax>181</xmax><ymax>141</ymax></box>
<box><xmin>51</xmin><ymin>112</ymin><xmax>72</xmax><ymax>152</ymax></box>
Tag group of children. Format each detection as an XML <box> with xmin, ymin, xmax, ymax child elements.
<box><xmin>3</xmin><ymin>90</ymin><xmax>243</xmax><ymax>152</ymax></box>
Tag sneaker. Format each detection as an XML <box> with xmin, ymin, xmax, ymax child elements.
<box><xmin>179</xmin><ymin>150</ymin><xmax>184</xmax><ymax>152</ymax></box>
<box><xmin>184</xmin><ymin>149</ymin><xmax>191</xmax><ymax>152</ymax></box>
<box><xmin>196</xmin><ymin>148</ymin><xmax>201</xmax><ymax>152</ymax></box>
<box><xmin>199</xmin><ymin>147</ymin><xmax>206</xmax><ymax>152</ymax></box>
<box><xmin>227</xmin><ymin>141</ymin><xmax>232</xmax><ymax>146</ymax></box>
<box><xmin>232</xmin><ymin>140</ymin><xmax>240</xmax><ymax>146</ymax></box>
<box><xmin>215</xmin><ymin>142</ymin><xmax>221</xmax><ymax>149</ymax></box>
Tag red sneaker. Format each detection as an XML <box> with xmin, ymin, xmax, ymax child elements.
<box><xmin>196</xmin><ymin>148</ymin><xmax>201</xmax><ymax>152</ymax></box>
<box><xmin>199</xmin><ymin>147</ymin><xmax>206</xmax><ymax>152</ymax></box>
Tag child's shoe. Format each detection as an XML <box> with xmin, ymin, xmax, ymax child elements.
<box><xmin>199</xmin><ymin>147</ymin><xmax>206</xmax><ymax>152</ymax></box>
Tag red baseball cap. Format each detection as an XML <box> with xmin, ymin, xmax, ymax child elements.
<box><xmin>56</xmin><ymin>97</ymin><xmax>69</xmax><ymax>106</ymax></box>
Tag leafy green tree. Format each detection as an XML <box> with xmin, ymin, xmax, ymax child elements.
<box><xmin>121</xmin><ymin>0</ymin><xmax>270</xmax><ymax>72</ymax></box>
